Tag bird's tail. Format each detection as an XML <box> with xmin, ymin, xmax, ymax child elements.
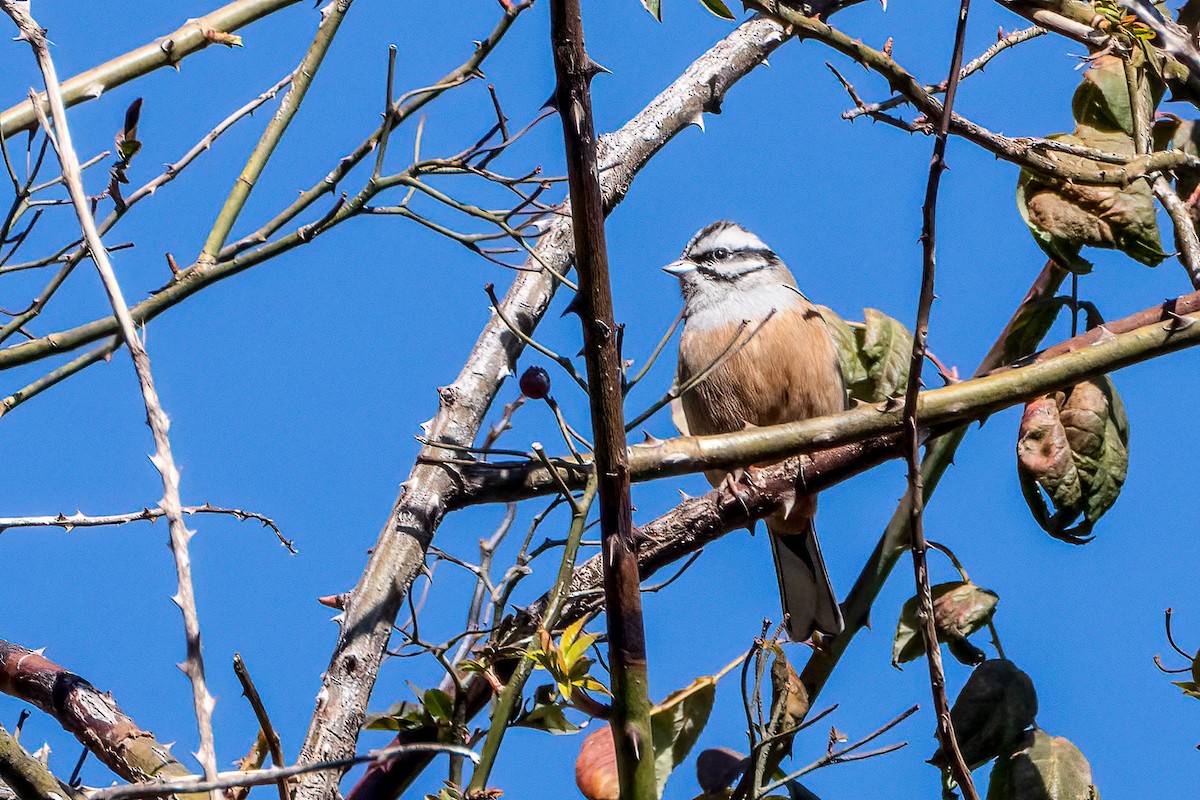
<box><xmin>769</xmin><ymin>517</ymin><xmax>843</xmax><ymax>642</ymax></box>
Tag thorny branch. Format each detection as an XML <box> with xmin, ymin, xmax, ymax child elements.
<box><xmin>1</xmin><ymin>5</ymin><xmax>221</xmax><ymax>796</ymax></box>
<box><xmin>900</xmin><ymin>0</ymin><xmax>978</xmax><ymax>793</ymax></box>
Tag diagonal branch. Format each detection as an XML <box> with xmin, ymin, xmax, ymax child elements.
<box><xmin>0</xmin><ymin>0</ymin><xmax>302</xmax><ymax>138</ymax></box>
<box><xmin>299</xmin><ymin>16</ymin><xmax>792</xmax><ymax>800</ymax></box>
<box><xmin>0</xmin><ymin>640</ymin><xmax>202</xmax><ymax>796</ymax></box>
<box><xmin>197</xmin><ymin>0</ymin><xmax>353</xmax><ymax>263</ymax></box>
<box><xmin>1</xmin><ymin>5</ymin><xmax>220</xmax><ymax>797</ymax></box>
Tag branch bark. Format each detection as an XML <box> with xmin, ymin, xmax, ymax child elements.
<box><xmin>1</xmin><ymin>5</ymin><xmax>219</xmax><ymax>796</ymax></box>
<box><xmin>0</xmin><ymin>0</ymin><xmax>301</xmax><ymax>138</ymax></box>
<box><xmin>548</xmin><ymin>0</ymin><xmax>656</xmax><ymax>796</ymax></box>
<box><xmin>449</xmin><ymin>286</ymin><xmax>1200</xmax><ymax>505</ymax></box>
<box><xmin>291</xmin><ymin>16</ymin><xmax>790</xmax><ymax>800</ymax></box>
<box><xmin>901</xmin><ymin>0</ymin><xmax>978</xmax><ymax>792</ymax></box>
<box><xmin>0</xmin><ymin>640</ymin><xmax>200</xmax><ymax>795</ymax></box>
<box><xmin>0</xmin><ymin>724</ymin><xmax>80</xmax><ymax>800</ymax></box>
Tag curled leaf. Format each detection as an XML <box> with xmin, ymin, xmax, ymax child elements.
<box><xmin>932</xmin><ymin>659</ymin><xmax>1038</xmax><ymax>771</ymax></box>
<box><xmin>986</xmin><ymin>728</ymin><xmax>1099</xmax><ymax>800</ymax></box>
<box><xmin>1017</xmin><ymin>56</ymin><xmax>1166</xmax><ymax>272</ymax></box>
<box><xmin>892</xmin><ymin>581</ymin><xmax>999</xmax><ymax>667</ymax></box>
<box><xmin>1016</xmin><ymin>377</ymin><xmax>1129</xmax><ymax>543</ymax></box>
<box><xmin>817</xmin><ymin>306</ymin><xmax>913</xmax><ymax>403</ymax></box>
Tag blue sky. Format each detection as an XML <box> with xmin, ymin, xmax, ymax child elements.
<box><xmin>1</xmin><ymin>1</ymin><xmax>1198</xmax><ymax>798</ymax></box>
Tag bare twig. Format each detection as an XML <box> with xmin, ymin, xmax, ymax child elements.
<box><xmin>0</xmin><ymin>504</ymin><xmax>293</xmax><ymax>552</ymax></box>
<box><xmin>899</xmin><ymin>0</ymin><xmax>979</xmax><ymax>794</ymax></box>
<box><xmin>86</xmin><ymin>744</ymin><xmax>480</xmax><ymax>800</ymax></box>
<box><xmin>232</xmin><ymin>655</ymin><xmax>290</xmax><ymax>800</ymax></box>
<box><xmin>198</xmin><ymin>1</ymin><xmax>353</xmax><ymax>262</ymax></box>
<box><xmin>1</xmin><ymin>6</ymin><xmax>220</xmax><ymax>795</ymax></box>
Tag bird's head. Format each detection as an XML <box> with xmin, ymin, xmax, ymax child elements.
<box><xmin>663</xmin><ymin>221</ymin><xmax>798</xmax><ymax>318</ymax></box>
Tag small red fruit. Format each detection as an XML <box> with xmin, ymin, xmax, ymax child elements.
<box><xmin>519</xmin><ymin>365</ymin><xmax>551</xmax><ymax>399</ymax></box>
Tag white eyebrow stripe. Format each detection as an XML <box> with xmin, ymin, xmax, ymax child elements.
<box><xmin>697</xmin><ymin>225</ymin><xmax>769</xmax><ymax>254</ymax></box>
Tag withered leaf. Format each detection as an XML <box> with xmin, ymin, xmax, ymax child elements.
<box><xmin>986</xmin><ymin>728</ymin><xmax>1099</xmax><ymax>800</ymax></box>
<box><xmin>1016</xmin><ymin>377</ymin><xmax>1129</xmax><ymax>543</ymax></box>
<box><xmin>1017</xmin><ymin>56</ymin><xmax>1166</xmax><ymax>272</ymax></box>
<box><xmin>893</xmin><ymin>581</ymin><xmax>999</xmax><ymax>667</ymax></box>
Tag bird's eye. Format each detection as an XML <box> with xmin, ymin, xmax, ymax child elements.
<box><xmin>711</xmin><ymin>248</ymin><xmax>730</xmax><ymax>261</ymax></box>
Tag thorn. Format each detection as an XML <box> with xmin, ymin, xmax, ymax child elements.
<box><xmin>641</xmin><ymin>431</ymin><xmax>663</xmax><ymax>445</ymax></box>
<box><xmin>677</xmin><ymin>489</ymin><xmax>692</xmax><ymax>500</ymax></box>
<box><xmin>746</xmin><ymin>519</ymin><xmax>758</xmax><ymax>536</ymax></box>
<box><xmin>1091</xmin><ymin>325</ymin><xmax>1117</xmax><ymax>344</ymax></box>
<box><xmin>883</xmin><ymin>37</ymin><xmax>893</xmax><ymax>57</ymax></box>
<box><xmin>560</xmin><ymin>295</ymin><xmax>582</xmax><ymax>318</ymax></box>
<box><xmin>688</xmin><ymin>110</ymin><xmax>705</xmax><ymax>132</ymax></box>
<box><xmin>583</xmin><ymin>58</ymin><xmax>612</xmax><ymax>81</ymax></box>
<box><xmin>780</xmin><ymin>494</ymin><xmax>796</xmax><ymax>517</ymax></box>
<box><xmin>1165</xmin><ymin>311</ymin><xmax>1195</xmax><ymax>331</ymax></box>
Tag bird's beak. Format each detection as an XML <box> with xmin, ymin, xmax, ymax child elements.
<box><xmin>662</xmin><ymin>260</ymin><xmax>697</xmax><ymax>276</ymax></box>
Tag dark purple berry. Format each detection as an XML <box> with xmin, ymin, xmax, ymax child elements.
<box><xmin>519</xmin><ymin>365</ymin><xmax>551</xmax><ymax>399</ymax></box>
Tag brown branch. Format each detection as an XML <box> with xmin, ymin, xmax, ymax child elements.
<box><xmin>449</xmin><ymin>286</ymin><xmax>1200</xmax><ymax>506</ymax></box>
<box><xmin>295</xmin><ymin>16</ymin><xmax>791</xmax><ymax>800</ymax></box>
<box><xmin>232</xmin><ymin>655</ymin><xmax>290</xmax><ymax>800</ymax></box>
<box><xmin>549</xmin><ymin>1</ymin><xmax>655</xmax><ymax>796</ymax></box>
<box><xmin>0</xmin><ymin>640</ymin><xmax>200</xmax><ymax>796</ymax></box>
<box><xmin>900</xmin><ymin>0</ymin><xmax>978</xmax><ymax>794</ymax></box>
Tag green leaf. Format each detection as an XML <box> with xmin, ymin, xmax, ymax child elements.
<box><xmin>514</xmin><ymin>687</ymin><xmax>583</xmax><ymax>735</ymax></box>
<box><xmin>651</xmin><ymin>669</ymin><xmax>730</xmax><ymax>797</ymax></box>
<box><xmin>422</xmin><ymin>688</ymin><xmax>454</xmax><ymax>722</ymax></box>
<box><xmin>986</xmin><ymin>728</ymin><xmax>1099</xmax><ymax>800</ymax></box>
<box><xmin>362</xmin><ymin>700</ymin><xmax>428</xmax><ymax>731</ymax></box>
<box><xmin>641</xmin><ymin>0</ymin><xmax>662</xmax><ymax>20</ymax></box>
<box><xmin>860</xmin><ymin>308</ymin><xmax>913</xmax><ymax>401</ymax></box>
<box><xmin>816</xmin><ymin>306</ymin><xmax>912</xmax><ymax>403</ymax></box>
<box><xmin>1172</xmin><ymin>680</ymin><xmax>1200</xmax><ymax>699</ymax></box>
<box><xmin>817</xmin><ymin>306</ymin><xmax>869</xmax><ymax>392</ymax></box>
<box><xmin>998</xmin><ymin>298</ymin><xmax>1064</xmax><ymax>366</ymax></box>
<box><xmin>1016</xmin><ymin>377</ymin><xmax>1129</xmax><ymax>543</ymax></box>
<box><xmin>932</xmin><ymin>659</ymin><xmax>1039</xmax><ymax>772</ymax></box>
<box><xmin>698</xmin><ymin>0</ymin><xmax>736</xmax><ymax>18</ymax></box>
<box><xmin>892</xmin><ymin>581</ymin><xmax>999</xmax><ymax>667</ymax></box>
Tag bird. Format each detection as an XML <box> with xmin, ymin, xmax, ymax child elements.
<box><xmin>664</xmin><ymin>220</ymin><xmax>847</xmax><ymax>642</ymax></box>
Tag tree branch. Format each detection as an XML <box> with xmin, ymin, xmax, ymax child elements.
<box><xmin>1</xmin><ymin>6</ymin><xmax>220</xmax><ymax>796</ymax></box>
<box><xmin>901</xmin><ymin>0</ymin><xmax>978</xmax><ymax>793</ymax></box>
<box><xmin>548</xmin><ymin>1</ymin><xmax>656</xmax><ymax>796</ymax></box>
<box><xmin>0</xmin><ymin>0</ymin><xmax>302</xmax><ymax>138</ymax></box>
<box><xmin>197</xmin><ymin>0</ymin><xmax>353</xmax><ymax>263</ymax></box>
<box><xmin>291</xmin><ymin>16</ymin><xmax>791</xmax><ymax>800</ymax></box>
<box><xmin>449</xmin><ymin>286</ymin><xmax>1200</xmax><ymax>505</ymax></box>
<box><xmin>0</xmin><ymin>640</ymin><xmax>201</xmax><ymax>796</ymax></box>
<box><xmin>0</xmin><ymin>724</ymin><xmax>80</xmax><ymax>800</ymax></box>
